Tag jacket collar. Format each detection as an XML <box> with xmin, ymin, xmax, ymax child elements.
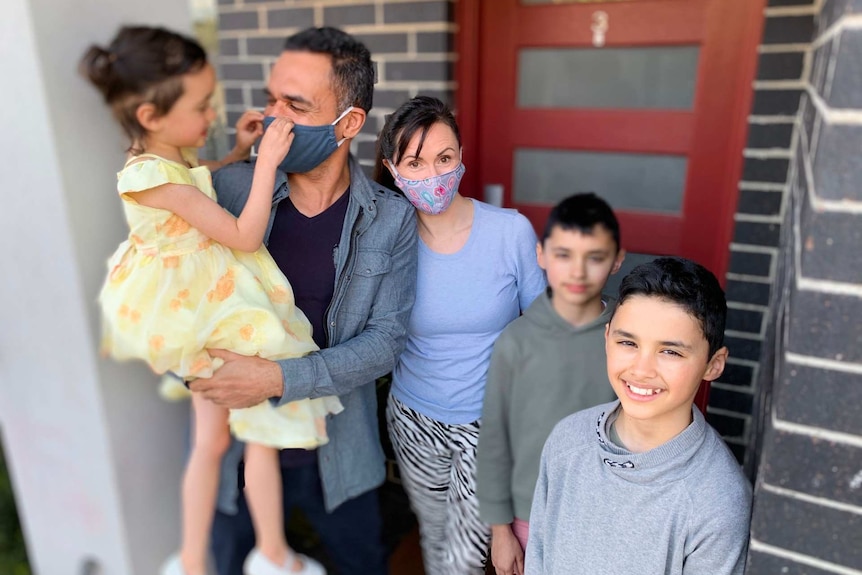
<box><xmin>273</xmin><ymin>155</ymin><xmax>379</xmax><ymax>221</ymax></box>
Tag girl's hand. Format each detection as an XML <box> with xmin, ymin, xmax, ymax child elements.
<box><xmin>256</xmin><ymin>116</ymin><xmax>295</xmax><ymax>171</ymax></box>
<box><xmin>233</xmin><ymin>109</ymin><xmax>265</xmax><ymax>156</ymax></box>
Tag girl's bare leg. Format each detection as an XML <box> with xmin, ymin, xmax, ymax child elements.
<box><xmin>244</xmin><ymin>442</ymin><xmax>303</xmax><ymax>571</ymax></box>
<box><xmin>180</xmin><ymin>393</ymin><xmax>231</xmax><ymax>575</ymax></box>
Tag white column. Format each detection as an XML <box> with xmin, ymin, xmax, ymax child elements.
<box><xmin>0</xmin><ymin>1</ymin><xmax>196</xmax><ymax>573</ymax></box>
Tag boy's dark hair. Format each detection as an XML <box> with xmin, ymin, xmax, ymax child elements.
<box><xmin>372</xmin><ymin>96</ymin><xmax>461</xmax><ymax>191</ymax></box>
<box><xmin>613</xmin><ymin>257</ymin><xmax>727</xmax><ymax>357</ymax></box>
<box><xmin>542</xmin><ymin>193</ymin><xmax>621</xmax><ymax>250</ymax></box>
<box><xmin>80</xmin><ymin>26</ymin><xmax>207</xmax><ymax>153</ymax></box>
<box><xmin>284</xmin><ymin>27</ymin><xmax>374</xmax><ymax>114</ymax></box>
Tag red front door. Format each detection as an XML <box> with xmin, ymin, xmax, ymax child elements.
<box><xmin>456</xmin><ymin>0</ymin><xmax>765</xmax><ymax>278</ymax></box>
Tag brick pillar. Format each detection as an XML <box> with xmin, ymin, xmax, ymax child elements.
<box><xmin>716</xmin><ymin>0</ymin><xmax>816</xmax><ymax>469</ymax></box>
<box><xmin>747</xmin><ymin>1</ymin><xmax>862</xmax><ymax>572</ymax></box>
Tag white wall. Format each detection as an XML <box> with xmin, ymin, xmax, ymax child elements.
<box><xmin>0</xmin><ymin>1</ymin><xmax>195</xmax><ymax>573</ymax></box>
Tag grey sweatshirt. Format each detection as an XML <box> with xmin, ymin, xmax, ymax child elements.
<box><xmin>477</xmin><ymin>291</ymin><xmax>617</xmax><ymax>525</ymax></box>
<box><xmin>525</xmin><ymin>401</ymin><xmax>752</xmax><ymax>575</ymax></box>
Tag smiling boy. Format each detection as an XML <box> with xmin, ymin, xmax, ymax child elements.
<box><xmin>525</xmin><ymin>257</ymin><xmax>752</xmax><ymax>575</ymax></box>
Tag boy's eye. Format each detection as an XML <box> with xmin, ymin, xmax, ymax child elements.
<box><xmin>617</xmin><ymin>340</ymin><xmax>636</xmax><ymax>347</ymax></box>
<box><xmin>661</xmin><ymin>349</ymin><xmax>683</xmax><ymax>357</ymax></box>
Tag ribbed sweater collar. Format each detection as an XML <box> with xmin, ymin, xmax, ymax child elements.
<box><xmin>593</xmin><ymin>401</ymin><xmax>707</xmax><ymax>484</ymax></box>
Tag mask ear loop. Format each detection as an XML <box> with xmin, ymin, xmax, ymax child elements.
<box><xmin>333</xmin><ymin>106</ymin><xmax>355</xmax><ymax>147</ymax></box>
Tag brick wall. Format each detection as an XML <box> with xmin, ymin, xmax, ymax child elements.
<box><xmin>746</xmin><ymin>0</ymin><xmax>862</xmax><ymax>572</ymax></box>
<box><xmin>712</xmin><ymin>0</ymin><xmax>817</xmax><ymax>470</ymax></box>
<box><xmin>215</xmin><ymin>0</ymin><xmax>456</xmax><ymax>174</ymax></box>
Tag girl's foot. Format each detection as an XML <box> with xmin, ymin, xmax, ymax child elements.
<box><xmin>159</xmin><ymin>553</ymin><xmax>206</xmax><ymax>575</ymax></box>
<box><xmin>243</xmin><ymin>548</ymin><xmax>326</xmax><ymax>575</ymax></box>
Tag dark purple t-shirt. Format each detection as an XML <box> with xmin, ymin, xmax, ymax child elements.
<box><xmin>266</xmin><ymin>189</ymin><xmax>349</xmax><ymax>466</ymax></box>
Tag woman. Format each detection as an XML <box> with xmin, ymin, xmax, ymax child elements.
<box><xmin>376</xmin><ymin>96</ymin><xmax>546</xmax><ymax>575</ymax></box>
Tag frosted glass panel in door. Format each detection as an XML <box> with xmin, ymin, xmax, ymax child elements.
<box><xmin>518</xmin><ymin>47</ymin><xmax>699</xmax><ymax>109</ymax></box>
<box><xmin>513</xmin><ymin>149</ymin><xmax>687</xmax><ymax>213</ymax></box>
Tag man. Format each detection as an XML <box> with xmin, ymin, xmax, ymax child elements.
<box><xmin>191</xmin><ymin>27</ymin><xmax>417</xmax><ymax>575</ymax></box>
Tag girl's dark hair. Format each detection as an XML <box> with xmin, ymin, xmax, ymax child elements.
<box><xmin>373</xmin><ymin>96</ymin><xmax>461</xmax><ymax>191</ymax></box>
<box><xmin>80</xmin><ymin>26</ymin><xmax>207</xmax><ymax>153</ymax></box>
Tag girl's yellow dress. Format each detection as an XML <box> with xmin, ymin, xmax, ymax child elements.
<box><xmin>99</xmin><ymin>151</ymin><xmax>342</xmax><ymax>449</ymax></box>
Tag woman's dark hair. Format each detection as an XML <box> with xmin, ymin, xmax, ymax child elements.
<box><xmin>612</xmin><ymin>257</ymin><xmax>727</xmax><ymax>357</ymax></box>
<box><xmin>80</xmin><ymin>26</ymin><xmax>207</xmax><ymax>153</ymax></box>
<box><xmin>373</xmin><ymin>96</ymin><xmax>461</xmax><ymax>191</ymax></box>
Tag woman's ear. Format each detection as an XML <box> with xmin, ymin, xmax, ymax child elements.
<box><xmin>383</xmin><ymin>158</ymin><xmax>398</xmax><ymax>179</ymax></box>
<box><xmin>136</xmin><ymin>102</ymin><xmax>162</xmax><ymax>133</ymax></box>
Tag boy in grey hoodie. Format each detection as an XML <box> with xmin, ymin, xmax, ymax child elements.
<box><xmin>477</xmin><ymin>193</ymin><xmax>625</xmax><ymax>575</ymax></box>
<box><xmin>525</xmin><ymin>258</ymin><xmax>752</xmax><ymax>575</ymax></box>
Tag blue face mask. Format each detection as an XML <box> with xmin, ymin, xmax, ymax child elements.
<box><xmin>262</xmin><ymin>107</ymin><xmax>353</xmax><ymax>174</ymax></box>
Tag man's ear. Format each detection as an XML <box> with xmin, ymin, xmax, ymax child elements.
<box><xmin>339</xmin><ymin>107</ymin><xmax>366</xmax><ymax>140</ymax></box>
<box><xmin>703</xmin><ymin>346</ymin><xmax>728</xmax><ymax>382</ymax></box>
<box><xmin>135</xmin><ymin>102</ymin><xmax>162</xmax><ymax>133</ymax></box>
<box><xmin>611</xmin><ymin>248</ymin><xmax>626</xmax><ymax>274</ymax></box>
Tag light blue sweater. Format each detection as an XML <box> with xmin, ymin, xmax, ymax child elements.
<box><xmin>391</xmin><ymin>200</ymin><xmax>546</xmax><ymax>424</ymax></box>
<box><xmin>526</xmin><ymin>401</ymin><xmax>752</xmax><ymax>575</ymax></box>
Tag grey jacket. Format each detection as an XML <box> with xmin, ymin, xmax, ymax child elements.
<box><xmin>477</xmin><ymin>291</ymin><xmax>617</xmax><ymax>525</ymax></box>
<box><xmin>212</xmin><ymin>156</ymin><xmax>418</xmax><ymax>512</ymax></box>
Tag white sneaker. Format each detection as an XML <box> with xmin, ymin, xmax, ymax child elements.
<box><xmin>159</xmin><ymin>554</ymin><xmax>187</xmax><ymax>575</ymax></box>
<box><xmin>243</xmin><ymin>548</ymin><xmax>326</xmax><ymax>575</ymax></box>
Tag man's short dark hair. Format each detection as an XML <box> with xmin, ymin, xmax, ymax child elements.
<box><xmin>284</xmin><ymin>27</ymin><xmax>374</xmax><ymax>113</ymax></box>
<box><xmin>542</xmin><ymin>193</ymin><xmax>620</xmax><ymax>250</ymax></box>
<box><xmin>612</xmin><ymin>257</ymin><xmax>727</xmax><ymax>357</ymax></box>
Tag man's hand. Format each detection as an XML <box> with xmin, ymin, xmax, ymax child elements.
<box><xmin>491</xmin><ymin>524</ymin><xmax>525</xmax><ymax>575</ymax></box>
<box><xmin>232</xmin><ymin>109</ymin><xmax>265</xmax><ymax>158</ymax></box>
<box><xmin>189</xmin><ymin>349</ymin><xmax>282</xmax><ymax>409</ymax></box>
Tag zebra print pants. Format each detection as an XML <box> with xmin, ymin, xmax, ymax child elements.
<box><xmin>386</xmin><ymin>394</ymin><xmax>491</xmax><ymax>575</ymax></box>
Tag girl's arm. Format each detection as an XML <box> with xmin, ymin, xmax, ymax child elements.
<box><xmin>199</xmin><ymin>109</ymin><xmax>264</xmax><ymax>171</ymax></box>
<box><xmin>132</xmin><ymin>117</ymin><xmax>295</xmax><ymax>253</ymax></box>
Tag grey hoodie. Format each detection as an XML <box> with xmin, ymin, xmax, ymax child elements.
<box><xmin>477</xmin><ymin>290</ymin><xmax>617</xmax><ymax>525</ymax></box>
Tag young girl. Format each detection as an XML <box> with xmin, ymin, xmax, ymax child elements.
<box><xmin>81</xmin><ymin>26</ymin><xmax>337</xmax><ymax>575</ymax></box>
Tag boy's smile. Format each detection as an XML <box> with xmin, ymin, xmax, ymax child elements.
<box><xmin>605</xmin><ymin>295</ymin><xmax>727</xmax><ymax>451</ymax></box>
<box><xmin>537</xmin><ymin>225</ymin><xmax>623</xmax><ymax>325</ymax></box>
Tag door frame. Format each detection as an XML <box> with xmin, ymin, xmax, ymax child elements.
<box><xmin>454</xmin><ymin>0</ymin><xmax>766</xmax><ymax>281</ymax></box>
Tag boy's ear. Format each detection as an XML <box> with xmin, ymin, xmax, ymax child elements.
<box><xmin>611</xmin><ymin>248</ymin><xmax>626</xmax><ymax>274</ymax></box>
<box><xmin>703</xmin><ymin>346</ymin><xmax>728</xmax><ymax>382</ymax></box>
<box><xmin>536</xmin><ymin>241</ymin><xmax>547</xmax><ymax>270</ymax></box>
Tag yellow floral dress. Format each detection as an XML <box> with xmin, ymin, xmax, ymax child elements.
<box><xmin>99</xmin><ymin>151</ymin><xmax>342</xmax><ymax>449</ymax></box>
